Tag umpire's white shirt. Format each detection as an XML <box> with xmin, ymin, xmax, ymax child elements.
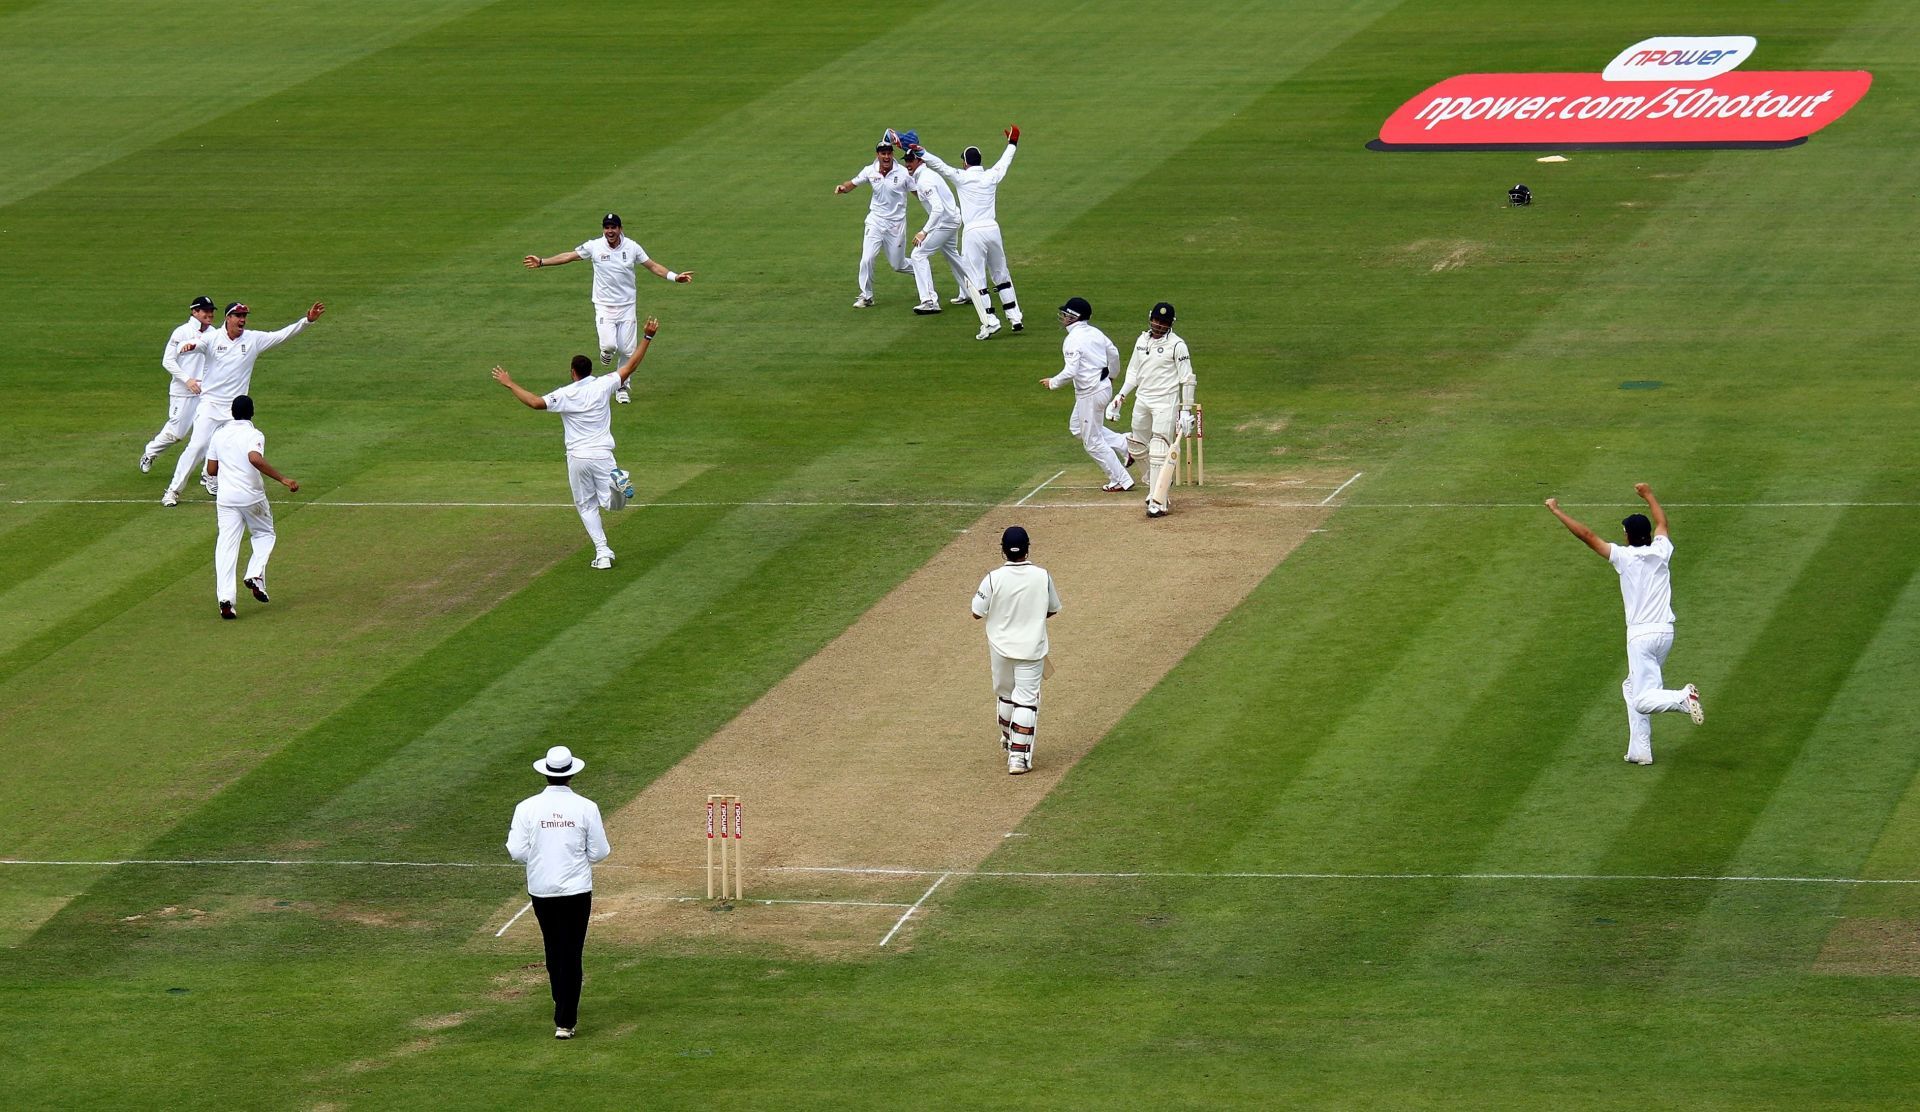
<box><xmin>1048</xmin><ymin>321</ymin><xmax>1121</xmax><ymax>396</ymax></box>
<box><xmin>543</xmin><ymin>374</ymin><xmax>622</xmax><ymax>457</ymax></box>
<box><xmin>208</xmin><ymin>420</ymin><xmax>268</xmax><ymax>506</ymax></box>
<box><xmin>575</xmin><ymin>235</ymin><xmax>650</xmax><ymax>313</ymax></box>
<box><xmin>163</xmin><ymin>317</ymin><xmax>213</xmax><ymax>398</ymax></box>
<box><xmin>972</xmin><ymin>561</ymin><xmax>1061</xmax><ymax>660</ymax></box>
<box><xmin>507</xmin><ymin>785</ymin><xmax>611</xmax><ymax>897</ymax></box>
<box><xmin>852</xmin><ymin>161</ymin><xmax>911</xmax><ymax>228</ymax></box>
<box><xmin>1609</xmin><ymin>534</ymin><xmax>1676</xmax><ymax>638</ymax></box>
<box><xmin>196</xmin><ymin>318</ymin><xmax>310</xmax><ymax>419</ymax></box>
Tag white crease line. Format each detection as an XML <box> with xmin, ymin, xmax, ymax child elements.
<box><xmin>1320</xmin><ymin>471</ymin><xmax>1364</xmax><ymax>506</ymax></box>
<box><xmin>12</xmin><ymin>496</ymin><xmax>1917</xmax><ymax>511</ymax></box>
<box><xmin>878</xmin><ymin>872</ymin><xmax>952</xmax><ymax>947</ymax></box>
<box><xmin>493</xmin><ymin>901</ymin><xmax>532</xmax><ymax>938</ymax></box>
<box><xmin>1012</xmin><ymin>470</ymin><xmax>1069</xmax><ymax>508</ymax></box>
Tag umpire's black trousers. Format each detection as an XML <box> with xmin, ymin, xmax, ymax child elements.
<box><xmin>530</xmin><ymin>890</ymin><xmax>593</xmax><ymax>1029</ymax></box>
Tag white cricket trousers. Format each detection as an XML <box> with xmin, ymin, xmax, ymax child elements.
<box><xmin>991</xmin><ymin>649</ymin><xmax>1045</xmax><ymax>764</ymax></box>
<box><xmin>567</xmin><ymin>452</ymin><xmax>618</xmax><ymax>557</ymax></box>
<box><xmin>215</xmin><ymin>500</ymin><xmax>276</xmax><ymax>604</ymax></box>
<box><xmin>961</xmin><ymin>221</ymin><xmax>1021</xmax><ymax>323</ymax></box>
<box><xmin>167</xmin><ymin>408</ymin><xmax>228</xmax><ymax>494</ymax></box>
<box><xmin>594</xmin><ymin>309</ymin><xmax>639</xmax><ymax>362</ymax></box>
<box><xmin>1067</xmin><ymin>383</ymin><xmax>1131</xmax><ymax>488</ymax></box>
<box><xmin>1623</xmin><ymin>631</ymin><xmax>1689</xmax><ymax>763</ymax></box>
<box><xmin>144</xmin><ymin>392</ymin><xmax>200</xmax><ymax>461</ymax></box>
<box><xmin>909</xmin><ymin>220</ymin><xmax>986</xmax><ymax>320</ymax></box>
<box><xmin>858</xmin><ymin>218</ymin><xmax>909</xmax><ymax>299</ymax></box>
<box><xmin>1127</xmin><ymin>389</ymin><xmax>1181</xmax><ymax>502</ymax></box>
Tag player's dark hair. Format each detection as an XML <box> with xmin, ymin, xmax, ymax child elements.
<box><xmin>544</xmin><ymin>774</ymin><xmax>575</xmax><ymax>786</ymax></box>
<box><xmin>964</xmin><ymin>146</ymin><xmax>982</xmax><ymax>167</ymax></box>
<box><xmin>232</xmin><ymin>394</ymin><xmax>254</xmax><ymax>421</ymax></box>
<box><xmin>1622</xmin><ymin>513</ymin><xmax>1653</xmax><ymax>546</ymax></box>
<box><xmin>571</xmin><ymin>355</ymin><xmax>592</xmax><ymax>378</ymax></box>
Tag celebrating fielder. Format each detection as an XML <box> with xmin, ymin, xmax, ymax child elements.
<box><xmin>524</xmin><ymin>213</ymin><xmax>692</xmax><ymax>405</ymax></box>
<box><xmin>163</xmin><ymin>301</ymin><xmax>325</xmax><ymax>506</ymax></box>
<box><xmin>971</xmin><ymin>525</ymin><xmax>1060</xmax><ymax>776</ymax></box>
<box><xmin>912</xmin><ymin>127</ymin><xmax>1024</xmax><ymax>331</ymax></box>
<box><xmin>900</xmin><ymin>146</ymin><xmax>999</xmax><ymax>337</ymax></box>
<box><xmin>1108</xmin><ymin>302</ymin><xmax>1197</xmax><ymax>518</ymax></box>
<box><xmin>834</xmin><ymin>140</ymin><xmax>915</xmax><ymax>308</ymax></box>
<box><xmin>492</xmin><ymin>318</ymin><xmax>659</xmax><ymax>571</ymax></box>
<box><xmin>141</xmin><ymin>295</ymin><xmax>217</xmax><ymax>475</ymax></box>
<box><xmin>1042</xmin><ymin>297</ymin><xmax>1134</xmax><ymax>492</ymax></box>
<box><xmin>1545</xmin><ymin>484</ymin><xmax>1705</xmax><ymax>765</ymax></box>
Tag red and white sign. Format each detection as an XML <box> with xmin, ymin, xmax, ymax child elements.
<box><xmin>1604</xmin><ymin>36</ymin><xmax>1755</xmax><ymax>82</ymax></box>
<box><xmin>1375</xmin><ymin>70</ymin><xmax>1871</xmax><ymax>150</ymax></box>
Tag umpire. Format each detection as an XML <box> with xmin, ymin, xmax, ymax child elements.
<box><xmin>506</xmin><ymin>745</ymin><xmax>611</xmax><ymax>1040</ymax></box>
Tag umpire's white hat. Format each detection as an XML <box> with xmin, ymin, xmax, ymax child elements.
<box><xmin>534</xmin><ymin>745</ymin><xmax>585</xmax><ymax>776</ymax></box>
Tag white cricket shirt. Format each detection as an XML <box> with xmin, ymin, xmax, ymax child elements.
<box><xmin>1608</xmin><ymin>534</ymin><xmax>1677</xmax><ymax>638</ymax></box>
<box><xmin>162</xmin><ymin>317</ymin><xmax>214</xmax><ymax>398</ymax></box>
<box><xmin>972</xmin><ymin>561</ymin><xmax>1061</xmax><ymax>660</ymax></box>
<box><xmin>1048</xmin><ymin>321</ymin><xmax>1122</xmax><ymax>396</ymax></box>
<box><xmin>208</xmin><ymin>420</ymin><xmax>268</xmax><ymax>507</ymax></box>
<box><xmin>920</xmin><ymin>144</ymin><xmax>1016</xmax><ymax>228</ymax></box>
<box><xmin>1118</xmin><ymin>329</ymin><xmax>1193</xmax><ymax>400</ymax></box>
<box><xmin>195</xmin><ymin>317</ymin><xmax>310</xmax><ymax>420</ymax></box>
<box><xmin>506</xmin><ymin>785</ymin><xmax>611</xmax><ymax>898</ymax></box>
<box><xmin>906</xmin><ymin>165</ymin><xmax>961</xmax><ymax>231</ymax></box>
<box><xmin>574</xmin><ymin>234</ymin><xmax>651</xmax><ymax>312</ymax></box>
<box><xmin>851</xmin><ymin>161</ymin><xmax>911</xmax><ymax>228</ymax></box>
<box><xmin>542</xmin><ymin>373</ymin><xmax>622</xmax><ymax>457</ymax></box>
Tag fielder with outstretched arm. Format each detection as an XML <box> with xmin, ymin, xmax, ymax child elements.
<box><xmin>163</xmin><ymin>300</ymin><xmax>325</xmax><ymax>506</ymax></box>
<box><xmin>492</xmin><ymin>318</ymin><xmax>659</xmax><ymax>571</ymax></box>
<box><xmin>1545</xmin><ymin>484</ymin><xmax>1705</xmax><ymax>765</ymax></box>
<box><xmin>912</xmin><ymin>127</ymin><xmax>1024</xmax><ymax>330</ymax></box>
<box><xmin>1108</xmin><ymin>301</ymin><xmax>1197</xmax><ymax>518</ymax></box>
<box><xmin>971</xmin><ymin>525</ymin><xmax>1060</xmax><ymax>776</ymax></box>
<box><xmin>834</xmin><ymin>140</ymin><xmax>915</xmax><ymax>308</ymax></box>
<box><xmin>1042</xmin><ymin>297</ymin><xmax>1134</xmax><ymax>492</ymax></box>
<box><xmin>524</xmin><ymin>212</ymin><xmax>692</xmax><ymax>405</ymax></box>
<box><xmin>899</xmin><ymin>146</ymin><xmax>1000</xmax><ymax>337</ymax></box>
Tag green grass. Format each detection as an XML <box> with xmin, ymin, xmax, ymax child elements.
<box><xmin>3</xmin><ymin>0</ymin><xmax>1919</xmax><ymax>1106</ymax></box>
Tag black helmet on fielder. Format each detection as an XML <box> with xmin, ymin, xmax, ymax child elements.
<box><xmin>1058</xmin><ymin>296</ymin><xmax>1092</xmax><ymax>327</ymax></box>
<box><xmin>1000</xmin><ymin>525</ymin><xmax>1030</xmax><ymax>561</ymax></box>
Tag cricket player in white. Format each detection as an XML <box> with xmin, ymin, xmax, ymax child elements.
<box><xmin>492</xmin><ymin>318</ymin><xmax>659</xmax><ymax>570</ymax></box>
<box><xmin>1546</xmin><ymin>484</ymin><xmax>1705</xmax><ymax>765</ymax></box>
<box><xmin>162</xmin><ymin>300</ymin><xmax>325</xmax><ymax>506</ymax></box>
<box><xmin>1108</xmin><ymin>302</ymin><xmax>1198</xmax><ymax>518</ymax></box>
<box><xmin>1042</xmin><ymin>297</ymin><xmax>1133</xmax><ymax>492</ymax></box>
<box><xmin>899</xmin><ymin>147</ymin><xmax>999</xmax><ymax>337</ymax></box>
<box><xmin>833</xmin><ymin>141</ymin><xmax>914</xmax><ymax>308</ymax></box>
<box><xmin>524</xmin><ymin>213</ymin><xmax>693</xmax><ymax>405</ymax></box>
<box><xmin>913</xmin><ymin>127</ymin><xmax>1024</xmax><ymax>330</ymax></box>
<box><xmin>205</xmin><ymin>394</ymin><xmax>297</xmax><ymax>621</ymax></box>
<box><xmin>141</xmin><ymin>295</ymin><xmax>218</xmax><ymax>474</ymax></box>
<box><xmin>971</xmin><ymin>525</ymin><xmax>1060</xmax><ymax>775</ymax></box>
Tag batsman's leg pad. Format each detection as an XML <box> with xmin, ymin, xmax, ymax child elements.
<box><xmin>1009</xmin><ymin>704</ymin><xmax>1038</xmax><ymax>756</ymax></box>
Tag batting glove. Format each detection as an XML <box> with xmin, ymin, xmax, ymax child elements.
<box><xmin>1105</xmin><ymin>397</ymin><xmax>1123</xmax><ymax>422</ymax></box>
<box><xmin>1178</xmin><ymin>411</ymin><xmax>1195</xmax><ymax>436</ymax></box>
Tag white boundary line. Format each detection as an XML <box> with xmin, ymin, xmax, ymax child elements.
<box><xmin>6</xmin><ymin>858</ymin><xmax>1916</xmax><ymax>886</ymax></box>
<box><xmin>1012</xmin><ymin>470</ymin><xmax>1068</xmax><ymax>508</ymax></box>
<box><xmin>878</xmin><ymin>872</ymin><xmax>951</xmax><ymax>947</ymax></box>
<box><xmin>1320</xmin><ymin>471</ymin><xmax>1364</xmax><ymax>506</ymax></box>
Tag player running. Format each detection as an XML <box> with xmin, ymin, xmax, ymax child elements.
<box><xmin>524</xmin><ymin>213</ymin><xmax>692</xmax><ymax>405</ymax></box>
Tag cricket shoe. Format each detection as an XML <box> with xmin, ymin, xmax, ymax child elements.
<box><xmin>244</xmin><ymin>576</ymin><xmax>269</xmax><ymax>603</ymax></box>
<box><xmin>1146</xmin><ymin>500</ymin><xmax>1168</xmax><ymax>518</ymax></box>
<box><xmin>590</xmin><ymin>553</ymin><xmax>614</xmax><ymax>570</ymax></box>
<box><xmin>615</xmin><ymin>387</ymin><xmax>632</xmax><ymax>405</ymax></box>
<box><xmin>1684</xmin><ymin>684</ymin><xmax>1704</xmax><ymax>725</ymax></box>
<box><xmin>949</xmin><ymin>294</ymin><xmax>972</xmax><ymax>305</ymax></box>
<box><xmin>1008</xmin><ymin>756</ymin><xmax>1031</xmax><ymax>775</ymax></box>
<box><xmin>201</xmin><ymin>474</ymin><xmax>218</xmax><ymax>497</ymax></box>
<box><xmin>1009</xmin><ymin>319</ymin><xmax>1024</xmax><ymax>333</ymax></box>
<box><xmin>219</xmin><ymin>601</ymin><xmax>236</xmax><ymax>621</ymax></box>
<box><xmin>852</xmin><ymin>294</ymin><xmax>874</xmax><ymax>309</ymax></box>
<box><xmin>1102</xmin><ymin>479</ymin><xmax>1135</xmax><ymax>493</ymax></box>
<box><xmin>975</xmin><ymin>318</ymin><xmax>1002</xmax><ymax>341</ymax></box>
<box><xmin>912</xmin><ymin>302</ymin><xmax>942</xmax><ymax>315</ymax></box>
<box><xmin>161</xmin><ymin>489</ymin><xmax>180</xmax><ymax>507</ymax></box>
<box><xmin>611</xmin><ymin>467</ymin><xmax>635</xmax><ymax>500</ymax></box>
<box><xmin>600</xmin><ymin>349</ymin><xmax>614</xmax><ymax>366</ymax></box>
<box><xmin>555</xmin><ymin>1027</ymin><xmax>576</xmax><ymax>1041</ymax></box>
<box><xmin>139</xmin><ymin>452</ymin><xmax>155</xmax><ymax>473</ymax></box>
<box><xmin>1625</xmin><ymin>754</ymin><xmax>1653</xmax><ymax>766</ymax></box>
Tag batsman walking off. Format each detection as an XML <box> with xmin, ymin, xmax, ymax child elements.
<box><xmin>1109</xmin><ymin>301</ymin><xmax>1197</xmax><ymax>518</ymax></box>
<box><xmin>971</xmin><ymin>525</ymin><xmax>1060</xmax><ymax>775</ymax></box>
<box><xmin>1546</xmin><ymin>484</ymin><xmax>1705</xmax><ymax>765</ymax></box>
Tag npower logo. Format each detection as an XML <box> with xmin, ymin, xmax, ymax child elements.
<box><xmin>1373</xmin><ymin>36</ymin><xmax>1869</xmax><ymax>151</ymax></box>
